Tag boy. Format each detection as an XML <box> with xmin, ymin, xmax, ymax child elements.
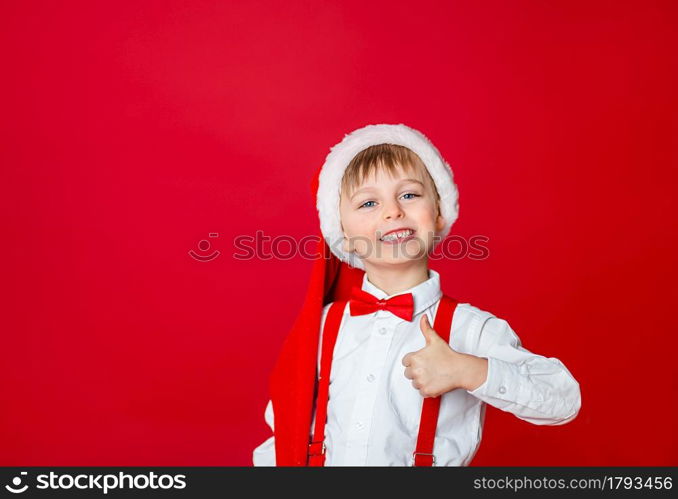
<box><xmin>253</xmin><ymin>124</ymin><xmax>581</xmax><ymax>466</ymax></box>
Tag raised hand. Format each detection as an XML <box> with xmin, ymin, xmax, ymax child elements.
<box><xmin>401</xmin><ymin>314</ymin><xmax>488</xmax><ymax>398</ymax></box>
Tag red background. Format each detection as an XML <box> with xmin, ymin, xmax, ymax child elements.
<box><xmin>1</xmin><ymin>1</ymin><xmax>676</xmax><ymax>466</ymax></box>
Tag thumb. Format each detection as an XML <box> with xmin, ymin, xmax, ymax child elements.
<box><xmin>420</xmin><ymin>314</ymin><xmax>439</xmax><ymax>344</ymax></box>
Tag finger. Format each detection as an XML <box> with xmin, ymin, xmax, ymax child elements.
<box><xmin>420</xmin><ymin>314</ymin><xmax>440</xmax><ymax>344</ymax></box>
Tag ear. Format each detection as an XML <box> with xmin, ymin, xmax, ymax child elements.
<box><xmin>342</xmin><ymin>230</ymin><xmax>353</xmax><ymax>253</ymax></box>
<box><xmin>435</xmin><ymin>212</ymin><xmax>445</xmax><ymax>232</ymax></box>
<box><xmin>342</xmin><ymin>236</ymin><xmax>351</xmax><ymax>253</ymax></box>
<box><xmin>340</xmin><ymin>222</ymin><xmax>349</xmax><ymax>252</ymax></box>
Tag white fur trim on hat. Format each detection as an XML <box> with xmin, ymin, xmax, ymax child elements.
<box><xmin>316</xmin><ymin>123</ymin><xmax>459</xmax><ymax>270</ymax></box>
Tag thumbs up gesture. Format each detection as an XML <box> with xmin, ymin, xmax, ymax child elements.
<box><xmin>401</xmin><ymin>314</ymin><xmax>488</xmax><ymax>398</ymax></box>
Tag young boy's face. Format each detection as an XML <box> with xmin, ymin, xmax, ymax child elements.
<box><xmin>339</xmin><ymin>163</ymin><xmax>445</xmax><ymax>269</ymax></box>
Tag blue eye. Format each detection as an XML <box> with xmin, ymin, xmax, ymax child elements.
<box><xmin>359</xmin><ymin>200</ymin><xmax>376</xmax><ymax>209</ymax></box>
<box><xmin>402</xmin><ymin>193</ymin><xmax>421</xmax><ymax>199</ymax></box>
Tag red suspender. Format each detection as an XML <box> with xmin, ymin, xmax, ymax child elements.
<box><xmin>307</xmin><ymin>300</ymin><xmax>347</xmax><ymax>466</ymax></box>
<box><xmin>307</xmin><ymin>295</ymin><xmax>458</xmax><ymax>467</ymax></box>
<box><xmin>412</xmin><ymin>295</ymin><xmax>458</xmax><ymax>466</ymax></box>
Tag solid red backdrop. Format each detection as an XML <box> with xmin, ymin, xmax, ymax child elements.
<box><xmin>1</xmin><ymin>1</ymin><xmax>676</xmax><ymax>465</ymax></box>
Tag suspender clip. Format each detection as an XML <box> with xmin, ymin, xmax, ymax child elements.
<box><xmin>412</xmin><ymin>452</ymin><xmax>436</xmax><ymax>467</ymax></box>
<box><xmin>308</xmin><ymin>440</ymin><xmax>326</xmax><ymax>456</ymax></box>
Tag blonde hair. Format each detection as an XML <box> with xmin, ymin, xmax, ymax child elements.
<box><xmin>340</xmin><ymin>144</ymin><xmax>440</xmax><ymax>210</ymax></box>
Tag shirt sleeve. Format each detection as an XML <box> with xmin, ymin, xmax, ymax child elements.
<box><xmin>252</xmin><ymin>400</ymin><xmax>276</xmax><ymax>466</ymax></box>
<box><xmin>465</xmin><ymin>315</ymin><xmax>582</xmax><ymax>425</ymax></box>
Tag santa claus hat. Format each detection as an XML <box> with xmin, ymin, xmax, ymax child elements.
<box><xmin>268</xmin><ymin>123</ymin><xmax>459</xmax><ymax>466</ymax></box>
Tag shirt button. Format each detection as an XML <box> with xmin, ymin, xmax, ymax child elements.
<box><xmin>366</xmin><ymin>374</ymin><xmax>375</xmax><ymax>382</ymax></box>
<box><xmin>355</xmin><ymin>421</ymin><xmax>364</xmax><ymax>430</ymax></box>
<box><xmin>498</xmin><ymin>386</ymin><xmax>507</xmax><ymax>394</ymax></box>
<box><xmin>379</xmin><ymin>328</ymin><xmax>387</xmax><ymax>335</ymax></box>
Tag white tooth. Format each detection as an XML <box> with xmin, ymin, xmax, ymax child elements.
<box><xmin>381</xmin><ymin>230</ymin><xmax>412</xmax><ymax>241</ymax></box>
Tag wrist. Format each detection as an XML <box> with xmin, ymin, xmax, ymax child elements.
<box><xmin>462</xmin><ymin>354</ymin><xmax>488</xmax><ymax>391</ymax></box>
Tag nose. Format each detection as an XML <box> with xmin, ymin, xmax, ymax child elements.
<box><xmin>383</xmin><ymin>198</ymin><xmax>404</xmax><ymax>220</ymax></box>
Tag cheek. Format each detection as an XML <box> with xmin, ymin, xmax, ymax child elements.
<box><xmin>413</xmin><ymin>209</ymin><xmax>439</xmax><ymax>241</ymax></box>
<box><xmin>413</xmin><ymin>207</ymin><xmax>437</xmax><ymax>226</ymax></box>
<box><xmin>352</xmin><ymin>238</ymin><xmax>373</xmax><ymax>256</ymax></box>
<box><xmin>342</xmin><ymin>212</ymin><xmax>374</xmax><ymax>236</ymax></box>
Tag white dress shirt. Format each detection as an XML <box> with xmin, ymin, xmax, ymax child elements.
<box><xmin>253</xmin><ymin>269</ymin><xmax>581</xmax><ymax>466</ymax></box>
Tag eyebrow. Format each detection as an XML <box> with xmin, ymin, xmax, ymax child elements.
<box><xmin>350</xmin><ymin>178</ymin><xmax>425</xmax><ymax>200</ymax></box>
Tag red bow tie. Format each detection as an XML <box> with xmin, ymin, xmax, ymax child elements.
<box><xmin>348</xmin><ymin>287</ymin><xmax>415</xmax><ymax>322</ymax></box>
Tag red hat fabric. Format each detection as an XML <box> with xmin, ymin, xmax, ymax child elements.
<box><xmin>269</xmin><ymin>166</ymin><xmax>363</xmax><ymax>466</ymax></box>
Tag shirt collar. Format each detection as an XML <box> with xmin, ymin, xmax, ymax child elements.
<box><xmin>361</xmin><ymin>269</ymin><xmax>442</xmax><ymax>317</ymax></box>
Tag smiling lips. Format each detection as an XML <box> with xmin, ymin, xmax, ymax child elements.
<box><xmin>379</xmin><ymin>228</ymin><xmax>415</xmax><ymax>243</ymax></box>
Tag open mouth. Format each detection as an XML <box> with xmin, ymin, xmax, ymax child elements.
<box><xmin>379</xmin><ymin>229</ymin><xmax>416</xmax><ymax>243</ymax></box>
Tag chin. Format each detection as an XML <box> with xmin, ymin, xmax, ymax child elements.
<box><xmin>366</xmin><ymin>255</ymin><xmax>427</xmax><ymax>267</ymax></box>
<box><xmin>381</xmin><ymin>241</ymin><xmax>427</xmax><ymax>258</ymax></box>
